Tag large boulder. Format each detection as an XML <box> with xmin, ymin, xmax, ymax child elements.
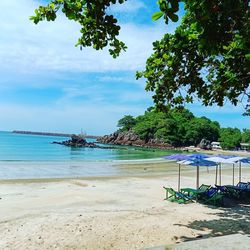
<box><xmin>71</xmin><ymin>134</ymin><xmax>87</xmax><ymax>144</ymax></box>
<box><xmin>198</xmin><ymin>139</ymin><xmax>212</xmax><ymax>150</ymax></box>
<box><xmin>97</xmin><ymin>131</ymin><xmax>172</xmax><ymax>149</ymax></box>
<box><xmin>53</xmin><ymin>134</ymin><xmax>118</xmax><ymax>150</ymax></box>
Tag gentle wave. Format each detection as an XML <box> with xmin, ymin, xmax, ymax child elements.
<box><xmin>0</xmin><ymin>131</ymin><xmax>174</xmax><ymax>179</ymax></box>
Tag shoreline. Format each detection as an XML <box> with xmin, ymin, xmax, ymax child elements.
<box><xmin>0</xmin><ymin>163</ymin><xmax>249</xmax><ymax>250</ymax></box>
<box><xmin>0</xmin><ymin>159</ymin><xmax>247</xmax><ymax>182</ymax></box>
<box><xmin>0</xmin><ymin>156</ymin><xmax>249</xmax><ymax>182</ymax></box>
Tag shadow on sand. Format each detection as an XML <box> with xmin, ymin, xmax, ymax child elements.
<box><xmin>175</xmin><ymin>199</ymin><xmax>250</xmax><ymax>242</ymax></box>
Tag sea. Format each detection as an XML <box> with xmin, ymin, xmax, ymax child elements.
<box><xmin>0</xmin><ymin>131</ymin><xmax>173</xmax><ymax>179</ymax></box>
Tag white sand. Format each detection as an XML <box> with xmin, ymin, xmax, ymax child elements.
<box><xmin>0</xmin><ymin>162</ymin><xmax>249</xmax><ymax>250</ymax></box>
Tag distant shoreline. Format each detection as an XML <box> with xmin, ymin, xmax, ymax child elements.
<box><xmin>12</xmin><ymin>130</ymin><xmax>98</xmax><ymax>139</ymax></box>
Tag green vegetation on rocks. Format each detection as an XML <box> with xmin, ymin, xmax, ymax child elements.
<box><xmin>117</xmin><ymin>109</ymin><xmax>248</xmax><ymax>149</ymax></box>
<box><xmin>242</xmin><ymin>129</ymin><xmax>250</xmax><ymax>144</ymax></box>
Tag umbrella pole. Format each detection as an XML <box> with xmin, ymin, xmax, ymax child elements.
<box><xmin>196</xmin><ymin>165</ymin><xmax>199</xmax><ymax>190</ymax></box>
<box><xmin>239</xmin><ymin>161</ymin><xmax>242</xmax><ymax>183</ymax></box>
<box><xmin>178</xmin><ymin>163</ymin><xmax>181</xmax><ymax>192</ymax></box>
<box><xmin>215</xmin><ymin>164</ymin><xmax>218</xmax><ymax>185</ymax></box>
<box><xmin>219</xmin><ymin>163</ymin><xmax>222</xmax><ymax>186</ymax></box>
<box><xmin>232</xmin><ymin>164</ymin><xmax>234</xmax><ymax>186</ymax></box>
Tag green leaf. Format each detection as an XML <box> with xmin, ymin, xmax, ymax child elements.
<box><xmin>152</xmin><ymin>11</ymin><xmax>164</xmax><ymax>21</ymax></box>
<box><xmin>168</xmin><ymin>12</ymin><xmax>178</xmax><ymax>22</ymax></box>
<box><xmin>245</xmin><ymin>53</ymin><xmax>250</xmax><ymax>60</ymax></box>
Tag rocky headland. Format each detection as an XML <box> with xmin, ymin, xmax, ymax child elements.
<box><xmin>97</xmin><ymin>131</ymin><xmax>173</xmax><ymax>149</ymax></box>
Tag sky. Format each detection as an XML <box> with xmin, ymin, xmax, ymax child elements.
<box><xmin>0</xmin><ymin>0</ymin><xmax>248</xmax><ymax>135</ymax></box>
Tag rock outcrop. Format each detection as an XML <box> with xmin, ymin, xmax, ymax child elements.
<box><xmin>53</xmin><ymin>134</ymin><xmax>117</xmax><ymax>149</ymax></box>
<box><xmin>97</xmin><ymin>131</ymin><xmax>172</xmax><ymax>149</ymax></box>
<box><xmin>198</xmin><ymin>139</ymin><xmax>212</xmax><ymax>150</ymax></box>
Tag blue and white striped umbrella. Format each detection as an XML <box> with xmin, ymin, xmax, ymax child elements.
<box><xmin>240</xmin><ymin>157</ymin><xmax>250</xmax><ymax>164</ymax></box>
<box><xmin>179</xmin><ymin>158</ymin><xmax>216</xmax><ymax>189</ymax></box>
<box><xmin>163</xmin><ymin>154</ymin><xmax>190</xmax><ymax>161</ymax></box>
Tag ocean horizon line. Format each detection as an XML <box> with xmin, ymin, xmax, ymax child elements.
<box><xmin>10</xmin><ymin>130</ymin><xmax>99</xmax><ymax>138</ymax></box>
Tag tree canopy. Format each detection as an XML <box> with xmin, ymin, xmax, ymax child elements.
<box><xmin>117</xmin><ymin>108</ymin><xmax>248</xmax><ymax>149</ymax></box>
<box><xmin>117</xmin><ymin>115</ymin><xmax>136</xmax><ymax>132</ymax></box>
<box><xmin>31</xmin><ymin>0</ymin><xmax>250</xmax><ymax>111</ymax></box>
<box><xmin>117</xmin><ymin>108</ymin><xmax>221</xmax><ymax>147</ymax></box>
<box><xmin>242</xmin><ymin>128</ymin><xmax>250</xmax><ymax>143</ymax></box>
<box><xmin>219</xmin><ymin>127</ymin><xmax>242</xmax><ymax>149</ymax></box>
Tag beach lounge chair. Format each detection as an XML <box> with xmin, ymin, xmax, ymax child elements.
<box><xmin>236</xmin><ymin>182</ymin><xmax>250</xmax><ymax>198</ymax></box>
<box><xmin>163</xmin><ymin>187</ymin><xmax>193</xmax><ymax>204</ymax></box>
<box><xmin>215</xmin><ymin>185</ymin><xmax>228</xmax><ymax>193</ymax></box>
<box><xmin>200</xmin><ymin>187</ymin><xmax>224</xmax><ymax>206</ymax></box>
<box><xmin>204</xmin><ymin>192</ymin><xmax>224</xmax><ymax>206</ymax></box>
<box><xmin>236</xmin><ymin>182</ymin><xmax>249</xmax><ymax>189</ymax></box>
<box><xmin>225</xmin><ymin>182</ymin><xmax>250</xmax><ymax>199</ymax></box>
<box><xmin>180</xmin><ymin>184</ymin><xmax>211</xmax><ymax>199</ymax></box>
<box><xmin>198</xmin><ymin>184</ymin><xmax>211</xmax><ymax>192</ymax></box>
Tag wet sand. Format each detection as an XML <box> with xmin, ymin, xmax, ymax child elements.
<box><xmin>0</xmin><ymin>161</ymin><xmax>249</xmax><ymax>249</ymax></box>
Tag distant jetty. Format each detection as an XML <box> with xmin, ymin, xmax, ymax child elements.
<box><xmin>12</xmin><ymin>130</ymin><xmax>98</xmax><ymax>139</ymax></box>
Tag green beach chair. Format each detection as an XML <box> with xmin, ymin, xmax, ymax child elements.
<box><xmin>180</xmin><ymin>184</ymin><xmax>211</xmax><ymax>200</ymax></box>
<box><xmin>225</xmin><ymin>182</ymin><xmax>250</xmax><ymax>200</ymax></box>
<box><xmin>198</xmin><ymin>184</ymin><xmax>211</xmax><ymax>192</ymax></box>
<box><xmin>204</xmin><ymin>192</ymin><xmax>224</xmax><ymax>206</ymax></box>
<box><xmin>201</xmin><ymin>187</ymin><xmax>224</xmax><ymax>206</ymax></box>
<box><xmin>163</xmin><ymin>187</ymin><xmax>193</xmax><ymax>204</ymax></box>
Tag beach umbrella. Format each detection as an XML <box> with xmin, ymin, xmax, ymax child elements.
<box><xmin>163</xmin><ymin>154</ymin><xmax>190</xmax><ymax>191</ymax></box>
<box><xmin>188</xmin><ymin>154</ymin><xmax>210</xmax><ymax>160</ymax></box>
<box><xmin>214</xmin><ymin>154</ymin><xmax>237</xmax><ymax>179</ymax></box>
<box><xmin>240</xmin><ymin>157</ymin><xmax>250</xmax><ymax>164</ymax></box>
<box><xmin>215</xmin><ymin>154</ymin><xmax>237</xmax><ymax>159</ymax></box>
<box><xmin>207</xmin><ymin>156</ymin><xmax>248</xmax><ymax>185</ymax></box>
<box><xmin>206</xmin><ymin>156</ymin><xmax>231</xmax><ymax>185</ymax></box>
<box><xmin>163</xmin><ymin>154</ymin><xmax>190</xmax><ymax>161</ymax></box>
<box><xmin>223</xmin><ymin>157</ymin><xmax>246</xmax><ymax>184</ymax></box>
<box><xmin>238</xmin><ymin>157</ymin><xmax>250</xmax><ymax>182</ymax></box>
<box><xmin>226</xmin><ymin>157</ymin><xmax>250</xmax><ymax>183</ymax></box>
<box><xmin>188</xmin><ymin>153</ymin><xmax>211</xmax><ymax>173</ymax></box>
<box><xmin>224</xmin><ymin>156</ymin><xmax>245</xmax><ymax>163</ymax></box>
<box><xmin>180</xmin><ymin>159</ymin><xmax>216</xmax><ymax>190</ymax></box>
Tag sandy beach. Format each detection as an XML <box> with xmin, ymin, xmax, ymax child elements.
<box><xmin>0</xmin><ymin>161</ymin><xmax>250</xmax><ymax>250</ymax></box>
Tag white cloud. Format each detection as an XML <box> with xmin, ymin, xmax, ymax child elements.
<box><xmin>109</xmin><ymin>0</ymin><xmax>146</xmax><ymax>13</ymax></box>
<box><xmin>97</xmin><ymin>75</ymin><xmax>146</xmax><ymax>88</ymax></box>
<box><xmin>0</xmin><ymin>0</ymin><xmax>246</xmax><ymax>134</ymax></box>
<box><xmin>118</xmin><ymin>90</ymin><xmax>153</xmax><ymax>103</ymax></box>
<box><xmin>98</xmin><ymin>76</ymin><xmax>133</xmax><ymax>82</ymax></box>
<box><xmin>56</xmin><ymin>85</ymin><xmax>107</xmax><ymax>105</ymax></box>
<box><xmin>0</xmin><ymin>0</ymin><xmax>168</xmax><ymax>77</ymax></box>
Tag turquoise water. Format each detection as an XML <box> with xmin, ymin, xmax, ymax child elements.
<box><xmin>0</xmin><ymin>131</ymin><xmax>172</xmax><ymax>179</ymax></box>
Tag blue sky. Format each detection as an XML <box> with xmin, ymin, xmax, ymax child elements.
<box><xmin>0</xmin><ymin>0</ymin><xmax>248</xmax><ymax>135</ymax></box>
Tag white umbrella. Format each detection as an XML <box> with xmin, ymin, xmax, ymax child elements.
<box><xmin>206</xmin><ymin>156</ymin><xmax>230</xmax><ymax>185</ymax></box>
<box><xmin>223</xmin><ymin>156</ymin><xmax>245</xmax><ymax>163</ymax></box>
<box><xmin>221</xmin><ymin>157</ymin><xmax>245</xmax><ymax>184</ymax></box>
<box><xmin>207</xmin><ymin>156</ymin><xmax>248</xmax><ymax>185</ymax></box>
<box><xmin>179</xmin><ymin>159</ymin><xmax>216</xmax><ymax>190</ymax></box>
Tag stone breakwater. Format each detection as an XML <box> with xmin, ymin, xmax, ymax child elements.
<box><xmin>12</xmin><ymin>130</ymin><xmax>98</xmax><ymax>139</ymax></box>
<box><xmin>97</xmin><ymin>131</ymin><xmax>173</xmax><ymax>149</ymax></box>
